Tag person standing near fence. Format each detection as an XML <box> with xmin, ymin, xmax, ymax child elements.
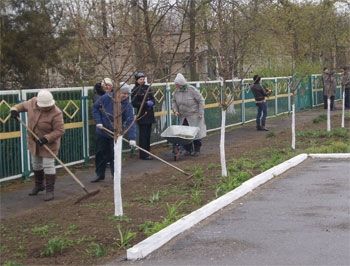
<box><xmin>131</xmin><ymin>72</ymin><xmax>156</xmax><ymax>160</ymax></box>
<box><xmin>91</xmin><ymin>82</ymin><xmax>136</xmax><ymax>183</ymax></box>
<box><xmin>341</xmin><ymin>66</ymin><xmax>350</xmax><ymax>109</ymax></box>
<box><xmin>250</xmin><ymin>75</ymin><xmax>272</xmax><ymax>131</ymax></box>
<box><xmin>172</xmin><ymin>73</ymin><xmax>206</xmax><ymax>156</ymax></box>
<box><xmin>322</xmin><ymin>67</ymin><xmax>336</xmax><ymax>111</ymax></box>
<box><xmin>10</xmin><ymin>90</ymin><xmax>65</xmax><ymax>201</ymax></box>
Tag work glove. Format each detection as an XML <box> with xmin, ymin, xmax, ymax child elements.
<box><xmin>37</xmin><ymin>137</ymin><xmax>48</xmax><ymax>146</ymax></box>
<box><xmin>129</xmin><ymin>140</ymin><xmax>136</xmax><ymax>147</ymax></box>
<box><xmin>146</xmin><ymin>100</ymin><xmax>154</xmax><ymax>107</ymax></box>
<box><xmin>96</xmin><ymin>124</ymin><xmax>103</xmax><ymax>129</ymax></box>
<box><xmin>11</xmin><ymin>110</ymin><xmax>19</xmax><ymax>119</ymax></box>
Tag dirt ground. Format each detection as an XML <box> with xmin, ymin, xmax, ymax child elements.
<box><xmin>1</xmin><ymin>107</ymin><xmax>349</xmax><ymax>266</ymax></box>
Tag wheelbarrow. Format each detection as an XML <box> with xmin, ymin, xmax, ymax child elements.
<box><xmin>161</xmin><ymin>125</ymin><xmax>200</xmax><ymax>161</ymax></box>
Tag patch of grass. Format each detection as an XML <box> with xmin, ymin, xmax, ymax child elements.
<box><xmin>306</xmin><ymin>141</ymin><xmax>350</xmax><ymax>153</ymax></box>
<box><xmin>3</xmin><ymin>262</ymin><xmax>23</xmax><ymax>266</ymax></box>
<box><xmin>31</xmin><ymin>225</ymin><xmax>49</xmax><ymax>238</ymax></box>
<box><xmin>266</xmin><ymin>131</ymin><xmax>276</xmax><ymax>138</ymax></box>
<box><xmin>207</xmin><ymin>163</ymin><xmax>217</xmax><ymax>170</ymax></box>
<box><xmin>215</xmin><ymin>171</ymin><xmax>251</xmax><ymax>198</ymax></box>
<box><xmin>108</xmin><ymin>215</ymin><xmax>132</xmax><ymax>223</ymax></box>
<box><xmin>41</xmin><ymin>237</ymin><xmax>73</xmax><ymax>256</ymax></box>
<box><xmin>139</xmin><ymin>201</ymin><xmax>185</xmax><ymax>236</ymax></box>
<box><xmin>313</xmin><ymin>114</ymin><xmax>327</xmax><ymax>123</ymax></box>
<box><xmin>86</xmin><ymin>242</ymin><xmax>108</xmax><ymax>257</ymax></box>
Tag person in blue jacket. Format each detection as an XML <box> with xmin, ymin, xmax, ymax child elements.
<box><xmin>91</xmin><ymin>82</ymin><xmax>136</xmax><ymax>183</ymax></box>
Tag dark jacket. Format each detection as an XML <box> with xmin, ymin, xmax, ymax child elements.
<box><xmin>93</xmin><ymin>92</ymin><xmax>136</xmax><ymax>141</ymax></box>
<box><xmin>251</xmin><ymin>84</ymin><xmax>270</xmax><ymax>101</ymax></box>
<box><xmin>131</xmin><ymin>83</ymin><xmax>156</xmax><ymax>125</ymax></box>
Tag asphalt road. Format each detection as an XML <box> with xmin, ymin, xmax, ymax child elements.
<box><xmin>119</xmin><ymin>157</ymin><xmax>350</xmax><ymax>266</ymax></box>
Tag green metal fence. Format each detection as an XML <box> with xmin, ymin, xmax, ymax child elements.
<box><xmin>0</xmin><ymin>74</ymin><xmax>343</xmax><ymax>181</ymax></box>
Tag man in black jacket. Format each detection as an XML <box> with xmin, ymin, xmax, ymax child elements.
<box><xmin>250</xmin><ymin>75</ymin><xmax>272</xmax><ymax>131</ymax></box>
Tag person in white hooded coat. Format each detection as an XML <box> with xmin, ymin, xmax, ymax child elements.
<box><xmin>171</xmin><ymin>73</ymin><xmax>206</xmax><ymax>156</ymax></box>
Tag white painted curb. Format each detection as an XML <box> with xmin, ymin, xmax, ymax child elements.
<box><xmin>308</xmin><ymin>153</ymin><xmax>350</xmax><ymax>159</ymax></box>
<box><xmin>126</xmin><ymin>153</ymin><xmax>350</xmax><ymax>260</ymax></box>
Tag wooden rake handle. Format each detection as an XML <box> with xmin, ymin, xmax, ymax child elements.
<box><xmin>17</xmin><ymin>117</ymin><xmax>89</xmax><ymax>192</ymax></box>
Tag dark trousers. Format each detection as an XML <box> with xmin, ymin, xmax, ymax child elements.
<box><xmin>256</xmin><ymin>102</ymin><xmax>267</xmax><ymax>124</ymax></box>
<box><xmin>324</xmin><ymin>95</ymin><xmax>335</xmax><ymax>110</ymax></box>
<box><xmin>138</xmin><ymin>123</ymin><xmax>152</xmax><ymax>159</ymax></box>
<box><xmin>182</xmin><ymin>118</ymin><xmax>202</xmax><ymax>151</ymax></box>
<box><xmin>323</xmin><ymin>95</ymin><xmax>328</xmax><ymax>109</ymax></box>
<box><xmin>95</xmin><ymin>134</ymin><xmax>114</xmax><ymax>178</ymax></box>
<box><xmin>345</xmin><ymin>88</ymin><xmax>350</xmax><ymax>108</ymax></box>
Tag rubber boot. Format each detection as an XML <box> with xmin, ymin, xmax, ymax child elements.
<box><xmin>44</xmin><ymin>174</ymin><xmax>56</xmax><ymax>201</ymax></box>
<box><xmin>256</xmin><ymin>120</ymin><xmax>262</xmax><ymax>131</ymax></box>
<box><xmin>261</xmin><ymin>122</ymin><xmax>269</xmax><ymax>131</ymax></box>
<box><xmin>193</xmin><ymin>145</ymin><xmax>201</xmax><ymax>157</ymax></box>
<box><xmin>29</xmin><ymin>170</ymin><xmax>45</xmax><ymax>196</ymax></box>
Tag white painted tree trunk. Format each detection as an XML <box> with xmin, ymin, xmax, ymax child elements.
<box><xmin>327</xmin><ymin>98</ymin><xmax>331</xmax><ymax>132</ymax></box>
<box><xmin>220</xmin><ymin>109</ymin><xmax>227</xmax><ymax>177</ymax></box>
<box><xmin>291</xmin><ymin>104</ymin><xmax>295</xmax><ymax>150</ymax></box>
<box><xmin>114</xmin><ymin>135</ymin><xmax>123</xmax><ymax>216</ymax></box>
<box><xmin>342</xmin><ymin>91</ymin><xmax>345</xmax><ymax>128</ymax></box>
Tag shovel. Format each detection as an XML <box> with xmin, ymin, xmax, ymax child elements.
<box><xmin>100</xmin><ymin>126</ymin><xmax>194</xmax><ymax>179</ymax></box>
<box><xmin>17</xmin><ymin>117</ymin><xmax>100</xmax><ymax>203</ymax></box>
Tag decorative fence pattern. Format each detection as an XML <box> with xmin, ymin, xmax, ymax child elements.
<box><xmin>0</xmin><ymin>74</ymin><xmax>342</xmax><ymax>181</ymax></box>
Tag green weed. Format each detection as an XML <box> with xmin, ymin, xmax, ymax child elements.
<box><xmin>114</xmin><ymin>223</ymin><xmax>136</xmax><ymax>248</ymax></box>
<box><xmin>191</xmin><ymin>189</ymin><xmax>203</xmax><ymax>205</ymax></box>
<box><xmin>86</xmin><ymin>242</ymin><xmax>107</xmax><ymax>257</ymax></box>
<box><xmin>207</xmin><ymin>163</ymin><xmax>217</xmax><ymax>170</ymax></box>
<box><xmin>41</xmin><ymin>237</ymin><xmax>73</xmax><ymax>256</ymax></box>
<box><xmin>149</xmin><ymin>191</ymin><xmax>160</xmax><ymax>203</ymax></box>
<box><xmin>139</xmin><ymin>201</ymin><xmax>185</xmax><ymax>236</ymax></box>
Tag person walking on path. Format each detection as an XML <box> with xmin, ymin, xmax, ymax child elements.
<box><xmin>171</xmin><ymin>73</ymin><xmax>206</xmax><ymax>156</ymax></box>
<box><xmin>250</xmin><ymin>74</ymin><xmax>272</xmax><ymax>131</ymax></box>
<box><xmin>91</xmin><ymin>82</ymin><xmax>136</xmax><ymax>183</ymax></box>
<box><xmin>131</xmin><ymin>72</ymin><xmax>156</xmax><ymax>160</ymax></box>
<box><xmin>341</xmin><ymin>66</ymin><xmax>350</xmax><ymax>109</ymax></box>
<box><xmin>10</xmin><ymin>90</ymin><xmax>65</xmax><ymax>201</ymax></box>
<box><xmin>322</xmin><ymin>67</ymin><xmax>336</xmax><ymax>110</ymax></box>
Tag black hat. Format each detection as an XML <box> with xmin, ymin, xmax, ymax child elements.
<box><xmin>323</xmin><ymin>67</ymin><xmax>328</xmax><ymax>71</ymax></box>
<box><xmin>253</xmin><ymin>75</ymin><xmax>261</xmax><ymax>84</ymax></box>
<box><xmin>342</xmin><ymin>66</ymin><xmax>348</xmax><ymax>71</ymax></box>
<box><xmin>135</xmin><ymin>72</ymin><xmax>145</xmax><ymax>80</ymax></box>
<box><xmin>94</xmin><ymin>82</ymin><xmax>105</xmax><ymax>96</ymax></box>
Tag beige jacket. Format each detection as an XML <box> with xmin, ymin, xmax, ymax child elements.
<box><xmin>11</xmin><ymin>97</ymin><xmax>65</xmax><ymax>157</ymax></box>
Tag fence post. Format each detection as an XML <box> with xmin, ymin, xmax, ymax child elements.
<box><xmin>274</xmin><ymin>78</ymin><xmax>278</xmax><ymax>115</ymax></box>
<box><xmin>241</xmin><ymin>81</ymin><xmax>246</xmax><ymax>124</ymax></box>
<box><xmin>308</xmin><ymin>75</ymin><xmax>314</xmax><ymax>109</ymax></box>
<box><xmin>20</xmin><ymin>112</ymin><xmax>31</xmax><ymax>181</ymax></box>
<box><xmin>165</xmin><ymin>82</ymin><xmax>172</xmax><ymax>128</ymax></box>
<box><xmin>82</xmin><ymin>91</ymin><xmax>90</xmax><ymax>165</ymax></box>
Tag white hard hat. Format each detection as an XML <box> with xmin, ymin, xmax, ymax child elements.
<box><xmin>37</xmin><ymin>90</ymin><xmax>55</xmax><ymax>107</ymax></box>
